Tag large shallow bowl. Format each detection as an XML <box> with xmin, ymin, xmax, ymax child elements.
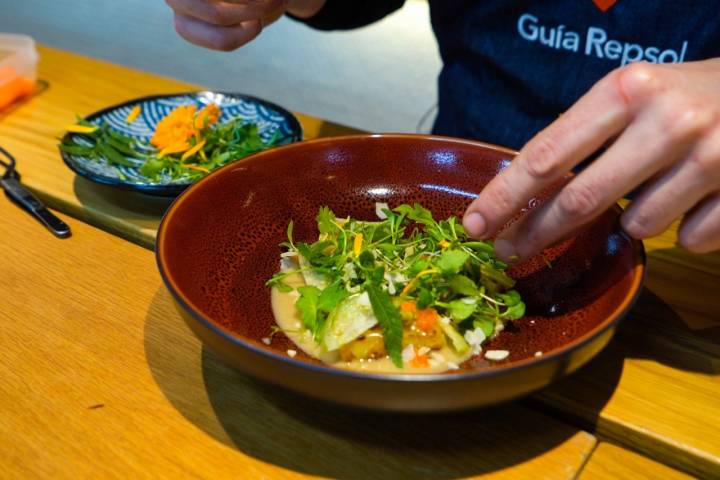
<box><xmin>156</xmin><ymin>134</ymin><xmax>645</xmax><ymax>412</ymax></box>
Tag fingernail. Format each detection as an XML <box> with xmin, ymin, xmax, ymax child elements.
<box><xmin>463</xmin><ymin>212</ymin><xmax>486</xmax><ymax>238</ymax></box>
<box><xmin>494</xmin><ymin>238</ymin><xmax>518</xmax><ymax>263</ymax></box>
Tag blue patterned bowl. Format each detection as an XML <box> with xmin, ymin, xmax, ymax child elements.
<box><xmin>59</xmin><ymin>92</ymin><xmax>303</xmax><ymax>197</ymax></box>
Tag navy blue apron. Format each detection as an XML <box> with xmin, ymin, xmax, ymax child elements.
<box><xmin>429</xmin><ymin>1</ymin><xmax>720</xmax><ymax>148</ymax></box>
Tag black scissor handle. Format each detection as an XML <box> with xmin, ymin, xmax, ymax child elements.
<box><xmin>1</xmin><ymin>176</ymin><xmax>71</xmax><ymax>238</ymax></box>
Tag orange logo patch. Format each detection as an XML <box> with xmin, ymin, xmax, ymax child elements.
<box><xmin>593</xmin><ymin>0</ymin><xmax>617</xmax><ymax>12</ymax></box>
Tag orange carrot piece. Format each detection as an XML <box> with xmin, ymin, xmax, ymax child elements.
<box><xmin>411</xmin><ymin>353</ymin><xmax>429</xmax><ymax>367</ymax></box>
<box><xmin>400</xmin><ymin>300</ymin><xmax>417</xmax><ymax>314</ymax></box>
<box><xmin>415</xmin><ymin>308</ymin><xmax>439</xmax><ymax>331</ymax></box>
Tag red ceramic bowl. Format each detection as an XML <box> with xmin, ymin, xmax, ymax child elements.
<box><xmin>156</xmin><ymin>134</ymin><xmax>645</xmax><ymax>412</ymax></box>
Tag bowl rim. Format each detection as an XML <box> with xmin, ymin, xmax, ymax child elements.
<box><xmin>155</xmin><ymin>133</ymin><xmax>646</xmax><ymax>382</ymax></box>
<box><xmin>59</xmin><ymin>90</ymin><xmax>304</xmax><ymax>197</ymax></box>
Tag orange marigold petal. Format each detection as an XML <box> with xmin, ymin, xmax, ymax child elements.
<box><xmin>151</xmin><ymin>104</ymin><xmax>197</xmax><ymax>149</ymax></box>
<box><xmin>194</xmin><ymin>103</ymin><xmax>221</xmax><ymax>130</ymax></box>
<box><xmin>158</xmin><ymin>142</ymin><xmax>190</xmax><ymax>158</ymax></box>
<box><xmin>180</xmin><ymin>139</ymin><xmax>206</xmax><ymax>162</ymax></box>
<box><xmin>184</xmin><ymin>164</ymin><xmax>210</xmax><ymax>173</ymax></box>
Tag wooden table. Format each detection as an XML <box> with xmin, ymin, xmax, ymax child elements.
<box><xmin>1</xmin><ymin>45</ymin><xmax>717</xmax><ymax>478</ymax></box>
<box><xmin>0</xmin><ymin>46</ymin><xmax>360</xmax><ymax>249</ymax></box>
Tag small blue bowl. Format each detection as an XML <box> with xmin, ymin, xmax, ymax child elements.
<box><xmin>59</xmin><ymin>91</ymin><xmax>303</xmax><ymax>197</ymax></box>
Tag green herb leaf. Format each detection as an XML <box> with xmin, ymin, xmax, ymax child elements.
<box><xmin>317</xmin><ymin>280</ymin><xmax>350</xmax><ymax>314</ymax></box>
<box><xmin>502</xmin><ymin>302</ymin><xmax>525</xmax><ymax>320</ymax></box>
<box><xmin>473</xmin><ymin>316</ymin><xmax>496</xmax><ymax>337</ymax></box>
<box><xmin>139</xmin><ymin>157</ymin><xmax>165</xmax><ymax>178</ymax></box>
<box><xmin>498</xmin><ymin>290</ymin><xmax>521</xmax><ymax>306</ymax></box>
<box><xmin>98</xmin><ymin>143</ymin><xmax>135</xmax><ymax>167</ymax></box>
<box><xmin>369</xmin><ymin>266</ymin><xmax>385</xmax><ymax>285</ymax></box>
<box><xmin>447</xmin><ymin>298</ymin><xmax>477</xmax><ymax>322</ymax></box>
<box><xmin>317</xmin><ymin>206</ymin><xmax>336</xmax><ymax>235</ymax></box>
<box><xmin>394</xmin><ymin>203</ymin><xmax>435</xmax><ymax>226</ymax></box>
<box><xmin>480</xmin><ymin>263</ymin><xmax>515</xmax><ymax>290</ymax></box>
<box><xmin>365</xmin><ymin>284</ymin><xmax>403</xmax><ymax>367</ymax></box>
<box><xmin>286</xmin><ymin>220</ymin><xmax>295</xmax><ymax>248</ymax></box>
<box><xmin>435</xmin><ymin>249</ymin><xmax>470</xmax><ymax>275</ymax></box>
<box><xmin>58</xmin><ymin>143</ymin><xmax>95</xmax><ymax>156</ymax></box>
<box><xmin>462</xmin><ymin>241</ymin><xmax>495</xmax><ymax>255</ymax></box>
<box><xmin>358</xmin><ymin>250</ymin><xmax>375</xmax><ymax>269</ymax></box>
<box><xmin>416</xmin><ymin>287</ymin><xmax>434</xmax><ymax>309</ymax></box>
<box><xmin>449</xmin><ymin>274</ymin><xmax>478</xmax><ymax>296</ymax></box>
<box><xmin>498</xmin><ymin>292</ymin><xmax>525</xmax><ymax>320</ymax></box>
<box><xmin>407</xmin><ymin>259</ymin><xmax>430</xmax><ymax>278</ymax></box>
<box><xmin>271</xmin><ymin>281</ymin><xmax>293</xmax><ymax>293</ymax></box>
<box><xmin>265</xmin><ymin>270</ymin><xmax>294</xmax><ymax>292</ymax></box>
<box><xmin>296</xmin><ymin>285</ymin><xmax>322</xmax><ymax>338</ymax></box>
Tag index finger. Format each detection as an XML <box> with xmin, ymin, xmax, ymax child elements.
<box><xmin>462</xmin><ymin>71</ymin><xmax>630</xmax><ymax>239</ymax></box>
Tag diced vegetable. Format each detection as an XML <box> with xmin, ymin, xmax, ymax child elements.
<box><xmin>323</xmin><ymin>292</ymin><xmax>378</xmax><ymax>351</ymax></box>
<box><xmin>439</xmin><ymin>321</ymin><xmax>470</xmax><ymax>355</ymax></box>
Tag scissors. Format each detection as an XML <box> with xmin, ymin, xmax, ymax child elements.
<box><xmin>0</xmin><ymin>145</ymin><xmax>71</xmax><ymax>238</ymax></box>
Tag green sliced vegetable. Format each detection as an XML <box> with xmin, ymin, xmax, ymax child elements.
<box><xmin>323</xmin><ymin>293</ymin><xmax>377</xmax><ymax>351</ymax></box>
<box><xmin>439</xmin><ymin>321</ymin><xmax>470</xmax><ymax>354</ymax></box>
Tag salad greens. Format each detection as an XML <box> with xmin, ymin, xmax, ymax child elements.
<box><xmin>59</xmin><ymin>111</ymin><xmax>281</xmax><ymax>183</ymax></box>
<box><xmin>267</xmin><ymin>203</ymin><xmax>525</xmax><ymax>368</ymax></box>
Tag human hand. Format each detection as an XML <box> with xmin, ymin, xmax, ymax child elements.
<box><xmin>167</xmin><ymin>0</ymin><xmax>326</xmax><ymax>51</ymax></box>
<box><xmin>463</xmin><ymin>60</ymin><xmax>720</xmax><ymax>262</ymax></box>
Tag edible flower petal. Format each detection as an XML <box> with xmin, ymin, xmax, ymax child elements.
<box><xmin>125</xmin><ymin>105</ymin><xmax>141</xmax><ymax>124</ymax></box>
<box><xmin>65</xmin><ymin>124</ymin><xmax>98</xmax><ymax>134</ymax></box>
<box><xmin>183</xmin><ymin>164</ymin><xmax>210</xmax><ymax>173</ymax></box>
<box><xmin>151</xmin><ymin>105</ymin><xmax>197</xmax><ymax>149</ymax></box>
<box><xmin>195</xmin><ymin>103</ymin><xmax>221</xmax><ymax>130</ymax></box>
<box><xmin>353</xmin><ymin>233</ymin><xmax>363</xmax><ymax>256</ymax></box>
<box><xmin>158</xmin><ymin>142</ymin><xmax>191</xmax><ymax>158</ymax></box>
<box><xmin>181</xmin><ymin>139</ymin><xmax>206</xmax><ymax>162</ymax></box>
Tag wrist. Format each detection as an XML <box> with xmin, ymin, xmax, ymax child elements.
<box><xmin>286</xmin><ymin>0</ymin><xmax>326</xmax><ymax>18</ymax></box>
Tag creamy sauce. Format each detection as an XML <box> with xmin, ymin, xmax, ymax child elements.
<box><xmin>270</xmin><ymin>266</ymin><xmax>474</xmax><ymax>374</ymax></box>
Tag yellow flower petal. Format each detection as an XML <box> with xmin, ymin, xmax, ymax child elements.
<box><xmin>401</xmin><ymin>268</ymin><xmax>439</xmax><ymax>297</ymax></box>
<box><xmin>180</xmin><ymin>139</ymin><xmax>206</xmax><ymax>162</ymax></box>
<box><xmin>439</xmin><ymin>240</ymin><xmax>451</xmax><ymax>249</ymax></box>
<box><xmin>353</xmin><ymin>233</ymin><xmax>363</xmax><ymax>256</ymax></box>
<box><xmin>66</xmin><ymin>124</ymin><xmax>98</xmax><ymax>134</ymax></box>
<box><xmin>125</xmin><ymin>105</ymin><xmax>141</xmax><ymax>123</ymax></box>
